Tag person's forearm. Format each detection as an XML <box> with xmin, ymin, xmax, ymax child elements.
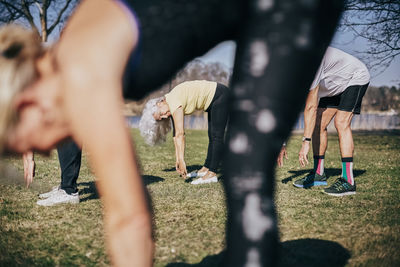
<box><xmin>57</xmin><ymin>0</ymin><xmax>146</xmax><ymax>227</ymax></box>
<box><xmin>299</xmin><ymin>98</ymin><xmax>317</xmax><ymax>166</ymax></box>
<box><xmin>173</xmin><ymin>137</ymin><xmax>179</xmax><ymax>161</ymax></box>
<box><xmin>171</xmin><ymin>110</ymin><xmax>185</xmax><ymax>165</ymax></box>
<box><xmin>174</xmin><ymin>134</ymin><xmax>185</xmax><ymax>162</ymax></box>
<box><xmin>303</xmin><ymin>105</ymin><xmax>317</xmax><ymax>139</ymax></box>
<box><xmin>23</xmin><ymin>151</ymin><xmax>35</xmax><ymax>186</ymax></box>
<box><xmin>66</xmin><ymin>81</ymin><xmax>153</xmax><ymax>267</ymax></box>
<box><xmin>303</xmin><ymin>88</ymin><xmax>319</xmax><ymax>139</ymax></box>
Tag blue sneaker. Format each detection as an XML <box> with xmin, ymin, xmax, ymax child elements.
<box><xmin>293</xmin><ymin>172</ymin><xmax>328</xmax><ymax>188</ymax></box>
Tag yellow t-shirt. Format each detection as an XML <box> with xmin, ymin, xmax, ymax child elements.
<box><xmin>165</xmin><ymin>80</ymin><xmax>217</xmax><ymax>115</ymax></box>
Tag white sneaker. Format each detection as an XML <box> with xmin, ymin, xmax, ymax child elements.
<box><xmin>186</xmin><ymin>171</ymin><xmax>207</xmax><ymax>178</ymax></box>
<box><xmin>191</xmin><ymin>176</ymin><xmax>218</xmax><ymax>185</ymax></box>
<box><xmin>38</xmin><ymin>185</ymin><xmax>60</xmax><ymax>199</ymax></box>
<box><xmin>37</xmin><ymin>189</ymin><xmax>79</xmax><ymax>206</ymax></box>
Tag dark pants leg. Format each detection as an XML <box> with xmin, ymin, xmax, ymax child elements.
<box><xmin>204</xmin><ymin>84</ymin><xmax>230</xmax><ymax>172</ymax></box>
<box><xmin>57</xmin><ymin>140</ymin><xmax>82</xmax><ymax>194</ymax></box>
<box><xmin>204</xmin><ymin>114</ymin><xmax>213</xmax><ymax>169</ymax></box>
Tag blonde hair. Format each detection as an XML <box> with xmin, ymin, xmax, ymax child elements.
<box><xmin>0</xmin><ymin>24</ymin><xmax>43</xmax><ymax>153</ymax></box>
<box><xmin>139</xmin><ymin>97</ymin><xmax>172</xmax><ymax>145</ymax></box>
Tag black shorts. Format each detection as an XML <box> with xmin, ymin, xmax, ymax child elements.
<box><xmin>318</xmin><ymin>83</ymin><xmax>369</xmax><ymax>114</ymax></box>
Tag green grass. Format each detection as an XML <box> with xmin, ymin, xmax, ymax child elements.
<box><xmin>0</xmin><ymin>129</ymin><xmax>399</xmax><ymax>266</ymax></box>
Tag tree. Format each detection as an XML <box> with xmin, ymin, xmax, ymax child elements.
<box><xmin>173</xmin><ymin>60</ymin><xmax>231</xmax><ymax>88</ymax></box>
<box><xmin>123</xmin><ymin>60</ymin><xmax>232</xmax><ymax>115</ymax></box>
<box><xmin>0</xmin><ymin>0</ymin><xmax>79</xmax><ymax>41</ymax></box>
<box><xmin>361</xmin><ymin>85</ymin><xmax>400</xmax><ymax>112</ymax></box>
<box><xmin>340</xmin><ymin>1</ymin><xmax>400</xmax><ymax>74</ymax></box>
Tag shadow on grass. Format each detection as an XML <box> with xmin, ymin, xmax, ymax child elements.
<box><xmin>163</xmin><ymin>165</ymin><xmax>203</xmax><ymax>173</ymax></box>
<box><xmin>142</xmin><ymin>175</ymin><xmax>164</xmax><ymax>185</ymax></box>
<box><xmin>281</xmin><ymin>168</ymin><xmax>366</xmax><ymax>184</ymax></box>
<box><xmin>279</xmin><ymin>238</ymin><xmax>351</xmax><ymax>266</ymax></box>
<box><xmin>78</xmin><ymin>181</ymin><xmax>99</xmax><ymax>202</ymax></box>
<box><xmin>166</xmin><ymin>238</ymin><xmax>350</xmax><ymax>267</ymax></box>
<box><xmin>78</xmin><ymin>175</ymin><xmax>164</xmax><ymax>202</ymax></box>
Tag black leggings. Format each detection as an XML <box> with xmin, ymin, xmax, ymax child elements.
<box><xmin>204</xmin><ymin>83</ymin><xmax>229</xmax><ymax>173</ymax></box>
<box><xmin>123</xmin><ymin>0</ymin><xmax>344</xmax><ymax>265</ymax></box>
<box><xmin>57</xmin><ymin>140</ymin><xmax>81</xmax><ymax>194</ymax></box>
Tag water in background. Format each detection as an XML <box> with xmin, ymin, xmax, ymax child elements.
<box><xmin>127</xmin><ymin>113</ymin><xmax>400</xmax><ymax>131</ymax></box>
<box><xmin>293</xmin><ymin>113</ymin><xmax>400</xmax><ymax>131</ymax></box>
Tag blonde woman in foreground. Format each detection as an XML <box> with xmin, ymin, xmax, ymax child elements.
<box><xmin>0</xmin><ymin>3</ymin><xmax>153</xmax><ymax>266</ymax></box>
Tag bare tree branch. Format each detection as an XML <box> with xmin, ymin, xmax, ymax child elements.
<box><xmin>21</xmin><ymin>0</ymin><xmax>40</xmax><ymax>35</ymax></box>
<box><xmin>0</xmin><ymin>0</ymin><xmax>78</xmax><ymax>40</ymax></box>
<box><xmin>48</xmin><ymin>0</ymin><xmax>73</xmax><ymax>36</ymax></box>
<box><xmin>340</xmin><ymin>0</ymin><xmax>400</xmax><ymax>74</ymax></box>
<box><xmin>0</xmin><ymin>0</ymin><xmax>24</xmax><ymax>23</ymax></box>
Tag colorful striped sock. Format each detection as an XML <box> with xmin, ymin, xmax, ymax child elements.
<box><xmin>313</xmin><ymin>155</ymin><xmax>325</xmax><ymax>175</ymax></box>
<box><xmin>341</xmin><ymin>157</ymin><xmax>354</xmax><ymax>185</ymax></box>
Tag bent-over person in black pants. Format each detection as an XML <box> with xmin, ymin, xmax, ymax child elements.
<box><xmin>37</xmin><ymin>140</ymin><xmax>81</xmax><ymax>206</ymax></box>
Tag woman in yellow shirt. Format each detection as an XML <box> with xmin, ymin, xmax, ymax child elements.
<box><xmin>139</xmin><ymin>80</ymin><xmax>229</xmax><ymax>184</ymax></box>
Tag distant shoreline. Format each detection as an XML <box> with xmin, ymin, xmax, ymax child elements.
<box><xmin>126</xmin><ymin>113</ymin><xmax>400</xmax><ymax>131</ymax></box>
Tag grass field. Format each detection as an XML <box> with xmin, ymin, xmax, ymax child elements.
<box><xmin>0</xmin><ymin>129</ymin><xmax>399</xmax><ymax>266</ymax></box>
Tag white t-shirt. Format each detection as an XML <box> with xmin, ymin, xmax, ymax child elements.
<box><xmin>310</xmin><ymin>47</ymin><xmax>370</xmax><ymax>98</ymax></box>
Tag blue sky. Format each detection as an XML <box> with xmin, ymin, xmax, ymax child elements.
<box><xmin>198</xmin><ymin>31</ymin><xmax>399</xmax><ymax>88</ymax></box>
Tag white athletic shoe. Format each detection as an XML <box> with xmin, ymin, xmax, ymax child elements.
<box><xmin>37</xmin><ymin>189</ymin><xmax>79</xmax><ymax>206</ymax></box>
<box><xmin>186</xmin><ymin>171</ymin><xmax>207</xmax><ymax>178</ymax></box>
<box><xmin>191</xmin><ymin>176</ymin><xmax>218</xmax><ymax>185</ymax></box>
<box><xmin>38</xmin><ymin>185</ymin><xmax>60</xmax><ymax>199</ymax></box>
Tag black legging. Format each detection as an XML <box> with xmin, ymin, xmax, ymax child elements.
<box><xmin>204</xmin><ymin>83</ymin><xmax>229</xmax><ymax>173</ymax></box>
<box><xmin>57</xmin><ymin>140</ymin><xmax>81</xmax><ymax>194</ymax></box>
<box><xmin>122</xmin><ymin>0</ymin><xmax>344</xmax><ymax>266</ymax></box>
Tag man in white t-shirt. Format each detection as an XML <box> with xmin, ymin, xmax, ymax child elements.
<box><xmin>294</xmin><ymin>47</ymin><xmax>370</xmax><ymax>196</ymax></box>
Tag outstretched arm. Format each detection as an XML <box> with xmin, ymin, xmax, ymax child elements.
<box><xmin>299</xmin><ymin>86</ymin><xmax>319</xmax><ymax>167</ymax></box>
<box><xmin>52</xmin><ymin>0</ymin><xmax>153</xmax><ymax>266</ymax></box>
<box><xmin>277</xmin><ymin>144</ymin><xmax>288</xmax><ymax>168</ymax></box>
<box><xmin>22</xmin><ymin>151</ymin><xmax>35</xmax><ymax>187</ymax></box>
<box><xmin>172</xmin><ymin>107</ymin><xmax>186</xmax><ymax>177</ymax></box>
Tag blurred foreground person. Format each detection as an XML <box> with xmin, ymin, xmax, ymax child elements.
<box><xmin>296</xmin><ymin>47</ymin><xmax>370</xmax><ymax>196</ymax></box>
<box><xmin>0</xmin><ymin>0</ymin><xmax>344</xmax><ymax>266</ymax></box>
<box><xmin>0</xmin><ymin>16</ymin><xmax>152</xmax><ymax>267</ymax></box>
<box><xmin>140</xmin><ymin>80</ymin><xmax>229</xmax><ymax>185</ymax></box>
